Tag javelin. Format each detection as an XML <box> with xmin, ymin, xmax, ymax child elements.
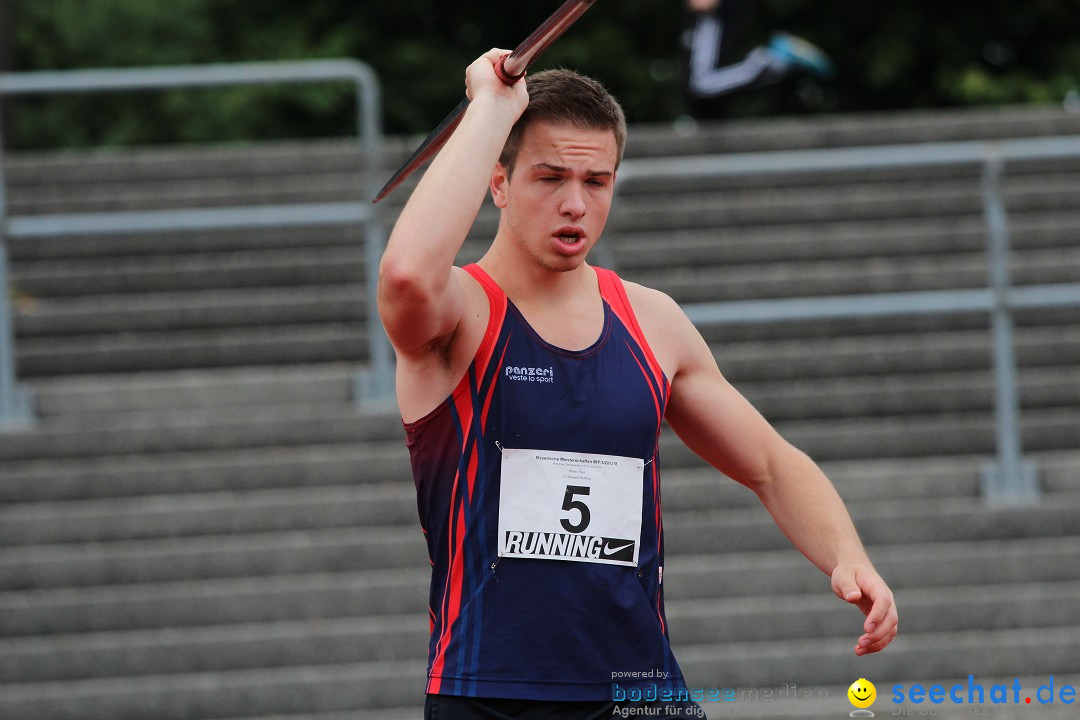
<box><xmin>373</xmin><ymin>0</ymin><xmax>601</xmax><ymax>203</ymax></box>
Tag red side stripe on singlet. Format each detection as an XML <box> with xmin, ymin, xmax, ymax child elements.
<box><xmin>597</xmin><ymin>267</ymin><xmax>670</xmax><ymax>635</ymax></box>
<box><xmin>595</xmin><ymin>267</ymin><xmax>668</xmax><ymax>393</ymax></box>
<box><xmin>427</xmin><ymin>265</ymin><xmax>508</xmax><ymax>694</ymax></box>
<box><xmin>463</xmin><ymin>264</ymin><xmax>509</xmax><ymax>395</ymax></box>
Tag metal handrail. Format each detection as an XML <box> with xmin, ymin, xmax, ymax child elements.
<box><xmin>615</xmin><ymin>134</ymin><xmax>1080</xmax><ymax>506</ymax></box>
<box><xmin>0</xmin><ymin>60</ymin><xmax>395</xmax><ymax>430</ymax></box>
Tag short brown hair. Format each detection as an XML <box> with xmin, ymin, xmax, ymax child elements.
<box><xmin>499</xmin><ymin>68</ymin><xmax>627</xmax><ymax>176</ymax></box>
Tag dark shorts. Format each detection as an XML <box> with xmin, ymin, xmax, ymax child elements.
<box><xmin>425</xmin><ymin>694</ymin><xmax>707</xmax><ymax>720</ymax></box>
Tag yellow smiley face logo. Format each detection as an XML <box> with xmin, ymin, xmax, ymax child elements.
<box><xmin>848</xmin><ymin>678</ymin><xmax>876</xmax><ymax>708</ymax></box>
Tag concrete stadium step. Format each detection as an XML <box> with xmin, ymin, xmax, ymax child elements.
<box><xmin>0</xmin><ymin>525</ymin><xmax>430</xmax><ymax>592</ymax></box>
<box><xmin>630</xmin><ymin>247</ymin><xmax>1080</xmax><ymax>304</ymax></box>
<box><xmin>668</xmin><ymin>579</ymin><xmax>1080</xmax><ymax>646</ymax></box>
<box><xmin>664</xmin><ymin>450</ymin><xmax>1080</xmax><ymax>510</ymax></box>
<box><xmin>659</xmin><ymin>407</ymin><xmax>1079</xmax><ymax>464</ymax></box>
<box><xmin>738</xmin><ymin>365</ymin><xmax>1080</xmax><ymax>420</ymax></box>
<box><xmin>0</xmin><ymin>658</ymin><xmax>426</xmax><ymax>720</ymax></box>
<box><xmin>13</xmin><ymin>248</ymin><xmax>1078</xmax><ymax>340</ymax></box>
<box><xmin>3</xmin><ymin>532</ymin><xmax>1077</xmax><ymax>638</ymax></box>
<box><xmin>6</xmin><ymin>225</ymin><xmax>363</xmax><ymax>263</ymax></box>
<box><xmin>0</xmin><ymin>442</ymin><xmax>409</xmax><ymax>503</ymax></box>
<box><xmin>11</xmin><ymin>246</ymin><xmax>366</xmax><ymax>299</ymax></box>
<box><xmin>15</xmin><ymin>285</ymin><xmax>367</xmax><ymax>337</ymax></box>
<box><xmin>0</xmin><ymin>614</ymin><xmax>427</xmax><ymax>684</ymax></box>
<box><xmin>624</xmin><ymin>106</ymin><xmax>1080</xmax><ymax>156</ymax></box>
<box><xmin>13</xmin><ymin>309</ymin><xmax>1080</xmax><ymax>380</ymax></box>
<box><xmin>13</xmin><ymin>249</ymin><xmax>1072</xmax><ymax>338</ymax></box>
<box><xmin>610</xmin><ymin>211</ymin><xmax>1080</xmax><ymax>270</ymax></box>
<box><xmin>6</xmin><ymin>448</ymin><xmax>1080</xmax><ymax>547</ymax></box>
<box><xmin>665</xmin><ymin>536</ymin><xmax>1080</xmax><ymax>601</ymax></box>
<box><xmin>5</xmin><ymin>534</ymin><xmax>1077</xmax><ymax>637</ymax></box>
<box><xmin>0</xmin><ymin>455</ymin><xmax>980</xmax><ymax>547</ymax></box>
<box><xmin>6</xmin><ymin>169</ymin><xmax>365</xmax><ymax>216</ymax></box>
<box><xmin>0</xmin><ymin>393</ymin><xmax>1073</xmax><ymax>465</ymax></box>
<box><xmin>0</xmin><ymin>568</ymin><xmax>428</xmax><ymax>637</ymax></box>
<box><xmin>705</xmin><ymin>323</ymin><xmax>1080</xmax><ymax>382</ymax></box>
<box><xmin>636</xmin><ymin>251</ymin><xmax>992</xmax><ymax>304</ymax></box>
<box><xmin>15</xmin><ymin>323</ymin><xmax>368</xmax><ymax>376</ymax></box>
<box><xmin>0</xmin><ymin>404</ymin><xmax>399</xmax><ymax>462</ymax></box>
<box><xmin>2</xmin><ymin>631</ymin><xmax>1074</xmax><ymax>719</ymax></box>
<box><xmin>2</xmin><ymin>436</ymin><xmax>1061</xmax><ymax>506</ymax></box>
<box><xmin>5</xmin><ymin>141</ymin><xmax>367</xmax><ymax>187</ymax></box>
<box><xmin>678</xmin><ymin>626</ymin><xmax>1080</xmax><ymax>694</ymax></box>
<box><xmin>612</xmin><ymin>160</ymin><xmax>1080</xmax><ymax>202</ymax></box>
<box><xmin>3</xmin><ymin>579</ymin><xmax>1074</xmax><ymax>684</ymax></box>
<box><xmin>664</xmin><ymin>491</ymin><xmax>1080</xmax><ymax>555</ymax></box>
<box><xmin>14</xmin><ymin>285</ymin><xmax>367</xmax><ymax>337</ymax></box>
<box><xmin>25</xmin><ymin>364</ymin><xmax>358</xmax><ymax>417</ymax></box>
<box><xmin>611</xmin><ymin>176</ymin><xmax>1080</xmax><ymax>233</ymax></box>
<box><xmin>4</xmin><ymin>492</ymin><xmax>1080</xmax><ymax>592</ymax></box>
<box><xmin>0</xmin><ymin>483</ymin><xmax>420</xmax><ymax>547</ymax></box>
<box><xmin>614</xmin><ymin>154</ymin><xmax>1080</xmax><ymax>197</ymax></box>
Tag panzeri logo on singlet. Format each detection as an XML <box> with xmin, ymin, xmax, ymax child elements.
<box><xmin>504</xmin><ymin>365</ymin><xmax>555</xmax><ymax>383</ymax></box>
<box><xmin>502</xmin><ymin>531</ymin><xmax>636</xmax><ymax>563</ymax></box>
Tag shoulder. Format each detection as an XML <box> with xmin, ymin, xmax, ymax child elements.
<box><xmin>619</xmin><ymin>278</ymin><xmax>703</xmax><ymax>380</ymax></box>
<box><xmin>621</xmin><ymin>278</ymin><xmax>683</xmax><ymax>318</ymax></box>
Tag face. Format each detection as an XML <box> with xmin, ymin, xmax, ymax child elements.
<box><xmin>491</xmin><ymin>120</ymin><xmax>618</xmax><ymax>273</ymax></box>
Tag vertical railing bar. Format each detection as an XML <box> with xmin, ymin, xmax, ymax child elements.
<box><xmin>980</xmin><ymin>149</ymin><xmax>1039</xmax><ymax>504</ymax></box>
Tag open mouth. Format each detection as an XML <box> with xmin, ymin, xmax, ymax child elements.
<box><xmin>555</xmin><ymin>227</ymin><xmax>585</xmax><ymax>245</ymax></box>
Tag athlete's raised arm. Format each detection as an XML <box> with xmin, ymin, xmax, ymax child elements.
<box><xmin>378</xmin><ymin>50</ymin><xmax>528</xmax><ymax>356</ymax></box>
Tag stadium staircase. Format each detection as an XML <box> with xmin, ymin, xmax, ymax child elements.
<box><xmin>2</xmin><ymin>105</ymin><xmax>1080</xmax><ymax>719</ymax></box>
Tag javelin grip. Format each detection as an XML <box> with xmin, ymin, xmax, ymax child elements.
<box><xmin>373</xmin><ymin>0</ymin><xmax>600</xmax><ymax>203</ymax></box>
<box><xmin>494</xmin><ymin>54</ymin><xmax>526</xmax><ymax>85</ymax></box>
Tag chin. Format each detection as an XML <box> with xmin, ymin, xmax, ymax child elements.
<box><xmin>541</xmin><ymin>254</ymin><xmax>588</xmax><ymax>273</ymax></box>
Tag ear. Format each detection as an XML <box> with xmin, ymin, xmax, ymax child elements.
<box><xmin>490</xmin><ymin>162</ymin><xmax>510</xmax><ymax>209</ymax></box>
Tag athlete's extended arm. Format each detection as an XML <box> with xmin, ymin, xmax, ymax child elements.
<box><xmin>655</xmin><ymin>295</ymin><xmax>898</xmax><ymax>656</ymax></box>
<box><xmin>377</xmin><ymin>50</ymin><xmax>528</xmax><ymax>355</ymax></box>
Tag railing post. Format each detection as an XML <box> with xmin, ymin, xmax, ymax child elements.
<box><xmin>350</xmin><ymin>65</ymin><xmax>396</xmax><ymax>410</ymax></box>
<box><xmin>0</xmin><ymin>111</ymin><xmax>35</xmax><ymax>428</ymax></box>
<box><xmin>979</xmin><ymin>151</ymin><xmax>1039</xmax><ymax>505</ymax></box>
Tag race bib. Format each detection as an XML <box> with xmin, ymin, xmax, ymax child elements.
<box><xmin>497</xmin><ymin>448</ymin><xmax>644</xmax><ymax>567</ymax></box>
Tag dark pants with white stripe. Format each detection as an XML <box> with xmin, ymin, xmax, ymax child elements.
<box><xmin>682</xmin><ymin>0</ymin><xmax>783</xmax><ymax>119</ymax></box>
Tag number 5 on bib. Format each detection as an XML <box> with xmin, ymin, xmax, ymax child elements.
<box><xmin>497</xmin><ymin>448</ymin><xmax>644</xmax><ymax>567</ymax></box>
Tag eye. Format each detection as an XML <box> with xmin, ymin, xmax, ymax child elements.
<box><xmin>586</xmin><ymin>178</ymin><xmax>606</xmax><ymax>187</ymax></box>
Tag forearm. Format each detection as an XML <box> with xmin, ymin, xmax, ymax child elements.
<box><xmin>753</xmin><ymin>443</ymin><xmax>872</xmax><ymax>576</ymax></box>
<box><xmin>381</xmin><ymin>95</ymin><xmax>519</xmax><ymax>291</ymax></box>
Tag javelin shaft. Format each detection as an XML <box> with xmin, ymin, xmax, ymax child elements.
<box><xmin>373</xmin><ymin>0</ymin><xmax>600</xmax><ymax>203</ymax></box>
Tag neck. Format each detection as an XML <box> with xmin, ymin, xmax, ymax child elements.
<box><xmin>478</xmin><ymin>231</ymin><xmax>597</xmax><ymax>304</ymax></box>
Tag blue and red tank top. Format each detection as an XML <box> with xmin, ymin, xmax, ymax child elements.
<box><xmin>404</xmin><ymin>263</ymin><xmax>686</xmax><ymax>701</ymax></box>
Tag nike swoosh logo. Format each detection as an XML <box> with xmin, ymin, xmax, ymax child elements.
<box><xmin>602</xmin><ymin>541</ymin><xmax>634</xmax><ymax>556</ymax></box>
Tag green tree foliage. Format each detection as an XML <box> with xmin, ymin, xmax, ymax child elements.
<box><xmin>5</xmin><ymin>0</ymin><xmax>1079</xmax><ymax>149</ymax></box>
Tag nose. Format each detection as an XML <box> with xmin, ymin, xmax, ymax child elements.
<box><xmin>559</xmin><ymin>183</ymin><xmax>587</xmax><ymax>219</ymax></box>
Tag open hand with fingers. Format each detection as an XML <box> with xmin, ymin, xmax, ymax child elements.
<box><xmin>832</xmin><ymin>563</ymin><xmax>899</xmax><ymax>655</ymax></box>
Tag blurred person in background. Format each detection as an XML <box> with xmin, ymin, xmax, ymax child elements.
<box><xmin>682</xmin><ymin>0</ymin><xmax>833</xmax><ymax>120</ymax></box>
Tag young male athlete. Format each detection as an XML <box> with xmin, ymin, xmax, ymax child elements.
<box><xmin>378</xmin><ymin>48</ymin><xmax>898</xmax><ymax>720</ymax></box>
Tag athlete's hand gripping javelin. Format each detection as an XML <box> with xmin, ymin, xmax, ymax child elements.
<box><xmin>465</xmin><ymin>49</ymin><xmax>530</xmax><ymax>110</ymax></box>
